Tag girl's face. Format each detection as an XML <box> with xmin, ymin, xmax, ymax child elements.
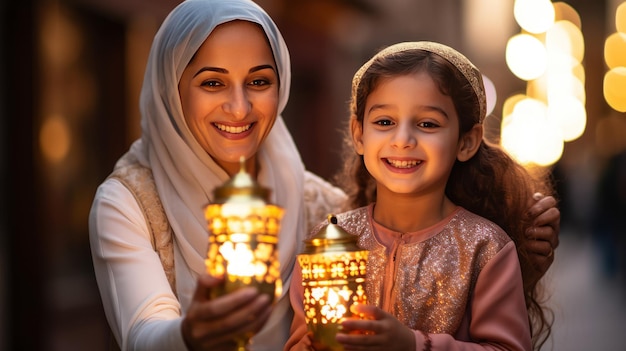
<box><xmin>352</xmin><ymin>71</ymin><xmax>473</xmax><ymax>198</ymax></box>
<box><xmin>179</xmin><ymin>20</ymin><xmax>279</xmax><ymax>176</ymax></box>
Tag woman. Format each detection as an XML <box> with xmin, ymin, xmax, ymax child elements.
<box><xmin>88</xmin><ymin>0</ymin><xmax>559</xmax><ymax>350</ymax></box>
<box><xmin>90</xmin><ymin>0</ymin><xmax>345</xmax><ymax>349</ymax></box>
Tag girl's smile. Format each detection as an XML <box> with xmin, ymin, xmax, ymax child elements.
<box><xmin>383</xmin><ymin>158</ymin><xmax>423</xmax><ymax>173</ymax></box>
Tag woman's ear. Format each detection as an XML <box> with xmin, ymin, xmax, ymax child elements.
<box><xmin>457</xmin><ymin>124</ymin><xmax>483</xmax><ymax>162</ymax></box>
<box><xmin>351</xmin><ymin>116</ymin><xmax>364</xmax><ymax>155</ymax></box>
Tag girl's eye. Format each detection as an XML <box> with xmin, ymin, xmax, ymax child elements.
<box><xmin>374</xmin><ymin>119</ymin><xmax>393</xmax><ymax>126</ymax></box>
<box><xmin>419</xmin><ymin>121</ymin><xmax>439</xmax><ymax>128</ymax></box>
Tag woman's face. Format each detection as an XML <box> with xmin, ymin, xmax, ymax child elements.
<box><xmin>179</xmin><ymin>20</ymin><xmax>279</xmax><ymax>176</ymax></box>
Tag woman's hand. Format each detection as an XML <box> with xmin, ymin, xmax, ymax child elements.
<box><xmin>525</xmin><ymin>193</ymin><xmax>561</xmax><ymax>278</ymax></box>
<box><xmin>336</xmin><ymin>304</ymin><xmax>416</xmax><ymax>351</ymax></box>
<box><xmin>181</xmin><ymin>274</ymin><xmax>273</xmax><ymax>351</ymax></box>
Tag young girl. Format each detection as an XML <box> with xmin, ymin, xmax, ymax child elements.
<box><xmin>285</xmin><ymin>41</ymin><xmax>553</xmax><ymax>351</ymax></box>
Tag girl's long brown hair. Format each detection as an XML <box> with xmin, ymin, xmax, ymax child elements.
<box><xmin>336</xmin><ymin>48</ymin><xmax>554</xmax><ymax>350</ymax></box>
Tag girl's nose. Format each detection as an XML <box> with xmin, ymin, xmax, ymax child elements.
<box><xmin>391</xmin><ymin>123</ymin><xmax>417</xmax><ymax>149</ymax></box>
<box><xmin>223</xmin><ymin>86</ymin><xmax>251</xmax><ymax>120</ymax></box>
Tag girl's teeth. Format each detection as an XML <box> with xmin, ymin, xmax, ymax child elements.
<box><xmin>214</xmin><ymin>123</ymin><xmax>251</xmax><ymax>134</ymax></box>
<box><xmin>387</xmin><ymin>159</ymin><xmax>420</xmax><ymax>168</ymax></box>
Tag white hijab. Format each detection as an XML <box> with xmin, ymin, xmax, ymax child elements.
<box><xmin>118</xmin><ymin>0</ymin><xmax>304</xmax><ymax>341</ymax></box>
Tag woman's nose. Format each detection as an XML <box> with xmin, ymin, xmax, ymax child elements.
<box><xmin>223</xmin><ymin>86</ymin><xmax>251</xmax><ymax>120</ymax></box>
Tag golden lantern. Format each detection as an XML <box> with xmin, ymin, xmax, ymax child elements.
<box><xmin>298</xmin><ymin>214</ymin><xmax>368</xmax><ymax>351</ymax></box>
<box><xmin>204</xmin><ymin>157</ymin><xmax>284</xmax><ymax>350</ymax></box>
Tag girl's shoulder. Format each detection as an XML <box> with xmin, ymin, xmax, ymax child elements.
<box><xmin>451</xmin><ymin>208</ymin><xmax>511</xmax><ymax>247</ymax></box>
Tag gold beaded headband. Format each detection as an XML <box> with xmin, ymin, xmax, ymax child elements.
<box><xmin>351</xmin><ymin>41</ymin><xmax>487</xmax><ymax>122</ymax></box>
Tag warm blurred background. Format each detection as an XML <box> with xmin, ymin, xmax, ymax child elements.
<box><xmin>1</xmin><ymin>0</ymin><xmax>625</xmax><ymax>350</ymax></box>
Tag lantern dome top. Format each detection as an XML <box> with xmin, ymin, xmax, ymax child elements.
<box><xmin>212</xmin><ymin>156</ymin><xmax>270</xmax><ymax>203</ymax></box>
<box><xmin>301</xmin><ymin>214</ymin><xmax>361</xmax><ymax>254</ymax></box>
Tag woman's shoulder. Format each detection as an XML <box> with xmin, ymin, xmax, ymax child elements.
<box><xmin>90</xmin><ymin>162</ymin><xmax>157</xmax><ymax>231</ymax></box>
<box><xmin>303</xmin><ymin>171</ymin><xmax>348</xmax><ymax>234</ymax></box>
<box><xmin>303</xmin><ymin>171</ymin><xmax>347</xmax><ymax>205</ymax></box>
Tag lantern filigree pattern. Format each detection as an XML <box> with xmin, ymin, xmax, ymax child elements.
<box><xmin>298</xmin><ymin>215</ymin><xmax>368</xmax><ymax>350</ymax></box>
<box><xmin>205</xmin><ymin>203</ymin><xmax>283</xmax><ymax>298</ymax></box>
<box><xmin>204</xmin><ymin>158</ymin><xmax>284</xmax><ymax>350</ymax></box>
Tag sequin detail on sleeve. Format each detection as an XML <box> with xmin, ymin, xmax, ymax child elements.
<box><xmin>335</xmin><ymin>207</ymin><xmax>511</xmax><ymax>335</ymax></box>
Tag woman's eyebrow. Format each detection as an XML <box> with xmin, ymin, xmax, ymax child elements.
<box><xmin>249</xmin><ymin>64</ymin><xmax>275</xmax><ymax>73</ymax></box>
<box><xmin>193</xmin><ymin>66</ymin><xmax>227</xmax><ymax>78</ymax></box>
<box><xmin>193</xmin><ymin>64</ymin><xmax>275</xmax><ymax>78</ymax></box>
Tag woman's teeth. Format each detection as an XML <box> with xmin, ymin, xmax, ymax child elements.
<box><xmin>214</xmin><ymin>123</ymin><xmax>251</xmax><ymax>134</ymax></box>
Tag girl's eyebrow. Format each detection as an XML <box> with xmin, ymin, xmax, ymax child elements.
<box><xmin>367</xmin><ymin>103</ymin><xmax>388</xmax><ymax>115</ymax></box>
<box><xmin>193</xmin><ymin>64</ymin><xmax>276</xmax><ymax>78</ymax></box>
<box><xmin>422</xmin><ymin>105</ymin><xmax>450</xmax><ymax>119</ymax></box>
<box><xmin>367</xmin><ymin>103</ymin><xmax>449</xmax><ymax>119</ymax></box>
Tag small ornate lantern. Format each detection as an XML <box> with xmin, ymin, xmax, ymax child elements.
<box><xmin>204</xmin><ymin>157</ymin><xmax>284</xmax><ymax>349</ymax></box>
<box><xmin>298</xmin><ymin>214</ymin><xmax>368</xmax><ymax>351</ymax></box>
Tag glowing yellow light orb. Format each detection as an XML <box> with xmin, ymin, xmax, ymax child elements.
<box><xmin>501</xmin><ymin>103</ymin><xmax>564</xmax><ymax>166</ymax></box>
<box><xmin>547</xmin><ymin>70</ymin><xmax>586</xmax><ymax>104</ymax></box>
<box><xmin>604</xmin><ymin>32</ymin><xmax>626</xmax><ymax>69</ymax></box>
<box><xmin>532</xmin><ymin>127</ymin><xmax>565</xmax><ymax>166</ymax></box>
<box><xmin>572</xmin><ymin>62</ymin><xmax>586</xmax><ymax>84</ymax></box>
<box><xmin>526</xmin><ymin>77</ymin><xmax>548</xmax><ymax>102</ymax></box>
<box><xmin>547</xmin><ymin>96</ymin><xmax>587</xmax><ymax>141</ymax></box>
<box><xmin>617</xmin><ymin>1</ymin><xmax>626</xmax><ymax>33</ymax></box>
<box><xmin>502</xmin><ymin>97</ymin><xmax>548</xmax><ymax>164</ymax></box>
<box><xmin>503</xmin><ymin>94</ymin><xmax>527</xmax><ymax>121</ymax></box>
<box><xmin>514</xmin><ymin>0</ymin><xmax>555</xmax><ymax>34</ymax></box>
<box><xmin>506</xmin><ymin>34</ymin><xmax>547</xmax><ymax>81</ymax></box>
<box><xmin>546</xmin><ymin>20</ymin><xmax>585</xmax><ymax>63</ymax></box>
<box><xmin>553</xmin><ymin>2</ymin><xmax>582</xmax><ymax>29</ymax></box>
<box><xmin>604</xmin><ymin>66</ymin><xmax>626</xmax><ymax>112</ymax></box>
<box><xmin>513</xmin><ymin>96</ymin><xmax>548</xmax><ymax>118</ymax></box>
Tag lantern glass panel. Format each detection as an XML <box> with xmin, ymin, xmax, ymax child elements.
<box><xmin>298</xmin><ymin>250</ymin><xmax>368</xmax><ymax>350</ymax></box>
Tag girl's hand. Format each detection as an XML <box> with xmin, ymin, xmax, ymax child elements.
<box><xmin>181</xmin><ymin>274</ymin><xmax>273</xmax><ymax>351</ymax></box>
<box><xmin>336</xmin><ymin>304</ymin><xmax>416</xmax><ymax>351</ymax></box>
<box><xmin>525</xmin><ymin>193</ymin><xmax>560</xmax><ymax>277</ymax></box>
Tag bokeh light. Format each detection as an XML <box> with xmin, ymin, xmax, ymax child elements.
<box><xmin>603</xmin><ymin>66</ymin><xmax>626</xmax><ymax>112</ymax></box>
<box><xmin>547</xmin><ymin>95</ymin><xmax>587</xmax><ymax>141</ymax></box>
<box><xmin>545</xmin><ymin>20</ymin><xmax>584</xmax><ymax>63</ymax></box>
<box><xmin>506</xmin><ymin>34</ymin><xmax>547</xmax><ymax>80</ymax></box>
<box><xmin>547</xmin><ymin>69</ymin><xmax>586</xmax><ymax>104</ymax></box>
<box><xmin>604</xmin><ymin>32</ymin><xmax>626</xmax><ymax>69</ymax></box>
<box><xmin>40</xmin><ymin>114</ymin><xmax>71</xmax><ymax>163</ymax></box>
<box><xmin>514</xmin><ymin>0</ymin><xmax>555</xmax><ymax>34</ymax></box>
<box><xmin>501</xmin><ymin>98</ymin><xmax>564</xmax><ymax>166</ymax></box>
<box><xmin>617</xmin><ymin>1</ymin><xmax>626</xmax><ymax>33</ymax></box>
<box><xmin>503</xmin><ymin>1</ymin><xmax>586</xmax><ymax>166</ymax></box>
<box><xmin>502</xmin><ymin>94</ymin><xmax>528</xmax><ymax>122</ymax></box>
<box><xmin>553</xmin><ymin>2</ymin><xmax>582</xmax><ymax>29</ymax></box>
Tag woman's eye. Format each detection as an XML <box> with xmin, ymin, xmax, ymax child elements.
<box><xmin>201</xmin><ymin>80</ymin><xmax>222</xmax><ymax>88</ymax></box>
<box><xmin>250</xmin><ymin>79</ymin><xmax>270</xmax><ymax>87</ymax></box>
